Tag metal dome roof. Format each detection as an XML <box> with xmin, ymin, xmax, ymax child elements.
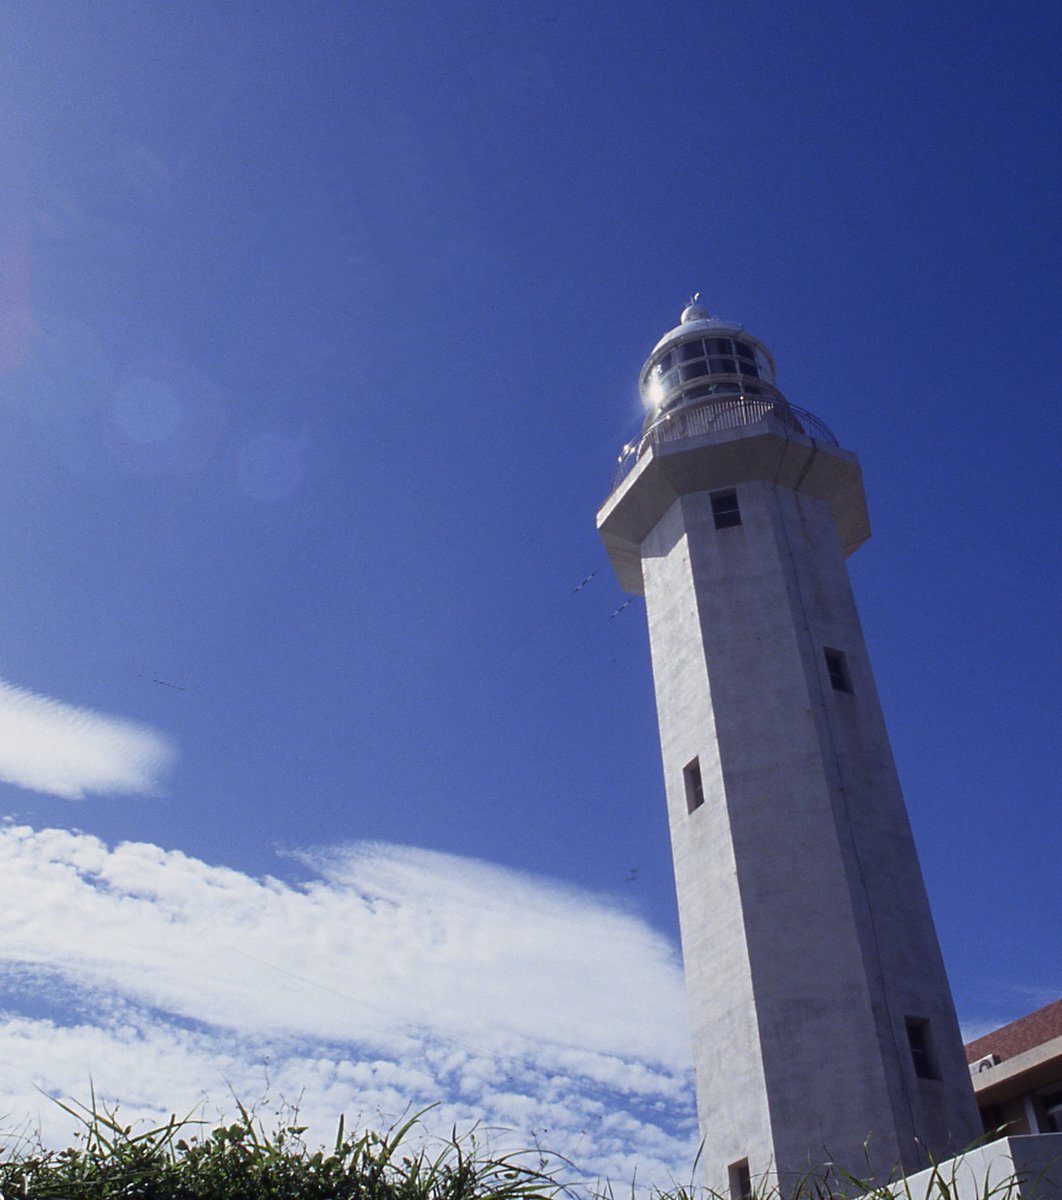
<box><xmin>649</xmin><ymin>304</ymin><xmax>747</xmax><ymax>357</ymax></box>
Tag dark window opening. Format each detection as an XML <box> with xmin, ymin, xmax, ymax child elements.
<box><xmin>824</xmin><ymin>648</ymin><xmax>852</xmax><ymax>693</ymax></box>
<box><xmin>735</xmin><ymin>341</ymin><xmax>756</xmax><ymax>360</ymax></box>
<box><xmin>709</xmin><ymin>356</ymin><xmax>736</xmax><ymax>374</ymax></box>
<box><xmin>657</xmin><ymin>351</ymin><xmax>674</xmax><ymax>372</ymax></box>
<box><xmin>680</xmin><ymin>360</ymin><xmax>710</xmax><ymax>383</ymax></box>
<box><xmin>729</xmin><ymin>1160</ymin><xmax>752</xmax><ymax>1200</ymax></box>
<box><xmin>678</xmin><ymin>339</ymin><xmax>704</xmax><ymax>361</ymax></box>
<box><xmin>711</xmin><ymin>490</ymin><xmax>741</xmax><ymax>529</ymax></box>
<box><xmin>683</xmin><ymin>758</ymin><xmax>704</xmax><ymax>814</ymax></box>
<box><xmin>1041</xmin><ymin>1088</ymin><xmax>1062</xmax><ymax>1133</ymax></box>
<box><xmin>708</xmin><ymin>337</ymin><xmax>731</xmax><ymax>355</ymax></box>
<box><xmin>906</xmin><ymin>1018</ymin><xmax>938</xmax><ymax>1080</ymax></box>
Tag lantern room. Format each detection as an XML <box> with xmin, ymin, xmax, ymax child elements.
<box><xmin>638</xmin><ymin>301</ymin><xmax>781</xmax><ymax>427</ymax></box>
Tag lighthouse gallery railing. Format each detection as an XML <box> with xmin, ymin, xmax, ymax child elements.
<box><xmin>610</xmin><ymin>398</ymin><xmax>838</xmax><ymax>493</ymax></box>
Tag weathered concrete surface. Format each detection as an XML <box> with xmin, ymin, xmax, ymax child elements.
<box><xmin>597</xmin><ymin>415</ymin><xmax>870</xmax><ymax>594</ymax></box>
<box><xmin>597</xmin><ymin>426</ymin><xmax>981</xmax><ymax>1194</ymax></box>
<box><xmin>895</xmin><ymin>1135</ymin><xmax>1062</xmax><ymax>1200</ymax></box>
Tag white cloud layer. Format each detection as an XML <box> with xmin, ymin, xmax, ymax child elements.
<box><xmin>0</xmin><ymin>680</ymin><xmax>175</xmax><ymax>799</ymax></box>
<box><xmin>0</xmin><ymin>825</ymin><xmax>697</xmax><ymax>1185</ymax></box>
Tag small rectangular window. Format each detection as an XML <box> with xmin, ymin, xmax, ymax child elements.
<box><xmin>711</xmin><ymin>490</ymin><xmax>741</xmax><ymax>529</ymax></box>
<box><xmin>729</xmin><ymin>1159</ymin><xmax>752</xmax><ymax>1200</ymax></box>
<box><xmin>906</xmin><ymin>1018</ymin><xmax>938</xmax><ymax>1080</ymax></box>
<box><xmin>683</xmin><ymin>758</ymin><xmax>704</xmax><ymax>813</ymax></box>
<box><xmin>823</xmin><ymin>648</ymin><xmax>852</xmax><ymax>693</ymax></box>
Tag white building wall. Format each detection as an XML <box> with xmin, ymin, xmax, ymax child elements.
<box><xmin>634</xmin><ymin>470</ymin><xmax>981</xmax><ymax>1192</ymax></box>
<box><xmin>642</xmin><ymin>497</ymin><xmax>776</xmax><ymax>1184</ymax></box>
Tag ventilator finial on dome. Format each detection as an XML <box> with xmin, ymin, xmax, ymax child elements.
<box><xmin>680</xmin><ymin>291</ymin><xmax>709</xmax><ymax>324</ymax></box>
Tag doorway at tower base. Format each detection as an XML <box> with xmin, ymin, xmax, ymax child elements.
<box><xmin>884</xmin><ymin>1135</ymin><xmax>1062</xmax><ymax>1200</ymax></box>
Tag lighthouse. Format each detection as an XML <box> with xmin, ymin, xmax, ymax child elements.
<box><xmin>597</xmin><ymin>302</ymin><xmax>981</xmax><ymax>1193</ymax></box>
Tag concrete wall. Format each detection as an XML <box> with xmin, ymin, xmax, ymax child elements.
<box><xmin>896</xmin><ymin>1135</ymin><xmax>1062</xmax><ymax>1200</ymax></box>
<box><xmin>624</xmin><ymin>443</ymin><xmax>981</xmax><ymax>1193</ymax></box>
<box><xmin>641</xmin><ymin>495</ymin><xmax>775</xmax><ymax>1186</ymax></box>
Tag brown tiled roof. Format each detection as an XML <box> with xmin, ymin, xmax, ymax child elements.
<box><xmin>965</xmin><ymin>998</ymin><xmax>1062</xmax><ymax>1064</ymax></box>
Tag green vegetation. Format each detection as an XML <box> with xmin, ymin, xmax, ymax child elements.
<box><xmin>0</xmin><ymin>1096</ymin><xmax>563</xmax><ymax>1200</ymax></box>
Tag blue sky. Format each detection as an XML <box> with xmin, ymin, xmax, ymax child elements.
<box><xmin>0</xmin><ymin>0</ymin><xmax>1057</xmax><ymax>1183</ymax></box>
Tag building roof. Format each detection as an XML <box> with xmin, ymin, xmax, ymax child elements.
<box><xmin>965</xmin><ymin>998</ymin><xmax>1062</xmax><ymax>1064</ymax></box>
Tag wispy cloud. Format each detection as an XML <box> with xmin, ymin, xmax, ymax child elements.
<box><xmin>0</xmin><ymin>826</ymin><xmax>697</xmax><ymax>1184</ymax></box>
<box><xmin>0</xmin><ymin>681</ymin><xmax>174</xmax><ymax>799</ymax></box>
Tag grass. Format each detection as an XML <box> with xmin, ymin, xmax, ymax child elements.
<box><xmin>0</xmin><ymin>1092</ymin><xmax>565</xmax><ymax>1200</ymax></box>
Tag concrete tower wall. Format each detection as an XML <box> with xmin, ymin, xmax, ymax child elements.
<box><xmin>609</xmin><ymin>437</ymin><xmax>983</xmax><ymax>1189</ymax></box>
<box><xmin>641</xmin><ymin>492</ymin><xmax>776</xmax><ymax>1178</ymax></box>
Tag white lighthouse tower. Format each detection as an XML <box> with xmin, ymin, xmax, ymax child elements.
<box><xmin>597</xmin><ymin>302</ymin><xmax>982</xmax><ymax>1194</ymax></box>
